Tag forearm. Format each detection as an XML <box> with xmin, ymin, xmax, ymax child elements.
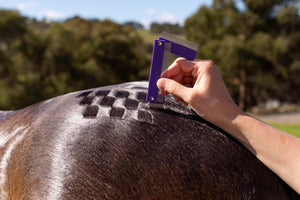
<box><xmin>157</xmin><ymin>59</ymin><xmax>300</xmax><ymax>193</ymax></box>
<box><xmin>218</xmin><ymin>111</ymin><xmax>300</xmax><ymax>194</ymax></box>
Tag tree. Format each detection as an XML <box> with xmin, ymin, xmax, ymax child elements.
<box><xmin>123</xmin><ymin>21</ymin><xmax>144</xmax><ymax>29</ymax></box>
<box><xmin>185</xmin><ymin>0</ymin><xmax>300</xmax><ymax>109</ymax></box>
<box><xmin>0</xmin><ymin>11</ymin><xmax>150</xmax><ymax>110</ymax></box>
<box><xmin>150</xmin><ymin>22</ymin><xmax>184</xmax><ymax>34</ymax></box>
<box><xmin>0</xmin><ymin>9</ymin><xmax>27</xmax><ymax>44</ymax></box>
<box><xmin>0</xmin><ymin>10</ymin><xmax>30</xmax><ymax>109</ymax></box>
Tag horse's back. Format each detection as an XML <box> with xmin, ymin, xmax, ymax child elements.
<box><xmin>0</xmin><ymin>81</ymin><xmax>298</xmax><ymax>199</ymax></box>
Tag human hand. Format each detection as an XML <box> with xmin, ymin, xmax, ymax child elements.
<box><xmin>158</xmin><ymin>58</ymin><xmax>300</xmax><ymax>194</ymax></box>
<box><xmin>157</xmin><ymin>58</ymin><xmax>243</xmax><ymax>125</ymax></box>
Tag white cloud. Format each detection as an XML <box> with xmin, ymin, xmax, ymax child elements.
<box><xmin>17</xmin><ymin>2</ymin><xmax>37</xmax><ymax>11</ymax></box>
<box><xmin>141</xmin><ymin>9</ymin><xmax>183</xmax><ymax>28</ymax></box>
<box><xmin>159</xmin><ymin>12</ymin><xmax>178</xmax><ymax>24</ymax></box>
<box><xmin>146</xmin><ymin>8</ymin><xmax>157</xmax><ymax>15</ymax></box>
<box><xmin>139</xmin><ymin>19</ymin><xmax>152</xmax><ymax>29</ymax></box>
<box><xmin>43</xmin><ymin>10</ymin><xmax>66</xmax><ymax>21</ymax></box>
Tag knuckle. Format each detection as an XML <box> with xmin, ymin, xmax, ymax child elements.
<box><xmin>203</xmin><ymin>60</ymin><xmax>217</xmax><ymax>72</ymax></box>
<box><xmin>206</xmin><ymin>60</ymin><xmax>215</xmax><ymax>66</ymax></box>
<box><xmin>174</xmin><ymin>57</ymin><xmax>186</xmax><ymax>66</ymax></box>
<box><xmin>175</xmin><ymin>57</ymin><xmax>185</xmax><ymax>62</ymax></box>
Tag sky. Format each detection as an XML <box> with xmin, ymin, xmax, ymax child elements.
<box><xmin>0</xmin><ymin>0</ymin><xmax>213</xmax><ymax>28</ymax></box>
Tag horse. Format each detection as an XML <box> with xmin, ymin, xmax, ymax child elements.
<box><xmin>0</xmin><ymin>81</ymin><xmax>298</xmax><ymax>199</ymax></box>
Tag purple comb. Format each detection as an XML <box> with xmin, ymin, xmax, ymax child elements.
<box><xmin>146</xmin><ymin>32</ymin><xmax>199</xmax><ymax>104</ymax></box>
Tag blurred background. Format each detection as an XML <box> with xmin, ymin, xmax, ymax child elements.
<box><xmin>0</xmin><ymin>0</ymin><xmax>299</xmax><ymax>117</ymax></box>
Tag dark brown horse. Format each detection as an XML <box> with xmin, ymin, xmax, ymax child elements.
<box><xmin>0</xmin><ymin>81</ymin><xmax>298</xmax><ymax>199</ymax></box>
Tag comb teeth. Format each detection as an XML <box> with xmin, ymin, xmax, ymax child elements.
<box><xmin>161</xmin><ymin>31</ymin><xmax>199</xmax><ymax>51</ymax></box>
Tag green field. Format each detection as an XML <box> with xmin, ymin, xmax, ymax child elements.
<box><xmin>270</xmin><ymin>123</ymin><xmax>300</xmax><ymax>138</ymax></box>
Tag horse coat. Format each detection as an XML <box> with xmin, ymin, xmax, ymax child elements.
<box><xmin>0</xmin><ymin>81</ymin><xmax>298</xmax><ymax>199</ymax></box>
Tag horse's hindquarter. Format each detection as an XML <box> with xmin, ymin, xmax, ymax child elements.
<box><xmin>0</xmin><ymin>81</ymin><xmax>297</xmax><ymax>199</ymax></box>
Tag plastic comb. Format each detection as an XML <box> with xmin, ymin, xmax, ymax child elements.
<box><xmin>146</xmin><ymin>32</ymin><xmax>199</xmax><ymax>104</ymax></box>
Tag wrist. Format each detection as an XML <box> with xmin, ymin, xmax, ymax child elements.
<box><xmin>215</xmin><ymin>105</ymin><xmax>246</xmax><ymax>132</ymax></box>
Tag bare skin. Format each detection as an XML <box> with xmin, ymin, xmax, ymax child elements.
<box><xmin>157</xmin><ymin>58</ymin><xmax>300</xmax><ymax>194</ymax></box>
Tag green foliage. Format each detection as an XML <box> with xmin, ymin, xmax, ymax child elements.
<box><xmin>0</xmin><ymin>9</ymin><xmax>27</xmax><ymax>43</ymax></box>
<box><xmin>0</xmin><ymin>12</ymin><xmax>150</xmax><ymax>110</ymax></box>
<box><xmin>1</xmin><ymin>1</ymin><xmax>299</xmax><ymax>111</ymax></box>
<box><xmin>150</xmin><ymin>22</ymin><xmax>184</xmax><ymax>34</ymax></box>
<box><xmin>184</xmin><ymin>0</ymin><xmax>300</xmax><ymax>109</ymax></box>
<box><xmin>123</xmin><ymin>21</ymin><xmax>144</xmax><ymax>29</ymax></box>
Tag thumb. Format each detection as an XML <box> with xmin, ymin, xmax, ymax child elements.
<box><xmin>157</xmin><ymin>78</ymin><xmax>191</xmax><ymax>101</ymax></box>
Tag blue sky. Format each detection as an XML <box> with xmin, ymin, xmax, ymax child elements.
<box><xmin>0</xmin><ymin>0</ymin><xmax>213</xmax><ymax>28</ymax></box>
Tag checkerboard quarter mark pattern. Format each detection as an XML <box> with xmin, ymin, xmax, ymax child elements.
<box><xmin>100</xmin><ymin>96</ymin><xmax>115</xmax><ymax>107</ymax></box>
<box><xmin>83</xmin><ymin>105</ymin><xmax>99</xmax><ymax>118</ymax></box>
<box><xmin>115</xmin><ymin>91</ymin><xmax>129</xmax><ymax>98</ymax></box>
<box><xmin>110</xmin><ymin>107</ymin><xmax>125</xmax><ymax>119</ymax></box>
<box><xmin>76</xmin><ymin>88</ymin><xmax>153</xmax><ymax>123</ymax></box>
<box><xmin>77</xmin><ymin>90</ymin><xmax>94</xmax><ymax>105</ymax></box>
<box><xmin>124</xmin><ymin>98</ymin><xmax>139</xmax><ymax>110</ymax></box>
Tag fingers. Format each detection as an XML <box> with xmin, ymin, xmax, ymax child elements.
<box><xmin>174</xmin><ymin>58</ymin><xmax>197</xmax><ymax>73</ymax></box>
<box><xmin>158</xmin><ymin>59</ymin><xmax>219</xmax><ymax>103</ymax></box>
<box><xmin>157</xmin><ymin>78</ymin><xmax>191</xmax><ymax>103</ymax></box>
<box><xmin>161</xmin><ymin>58</ymin><xmax>196</xmax><ymax>79</ymax></box>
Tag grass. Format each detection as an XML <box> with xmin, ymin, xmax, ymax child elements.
<box><xmin>270</xmin><ymin>123</ymin><xmax>300</xmax><ymax>138</ymax></box>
